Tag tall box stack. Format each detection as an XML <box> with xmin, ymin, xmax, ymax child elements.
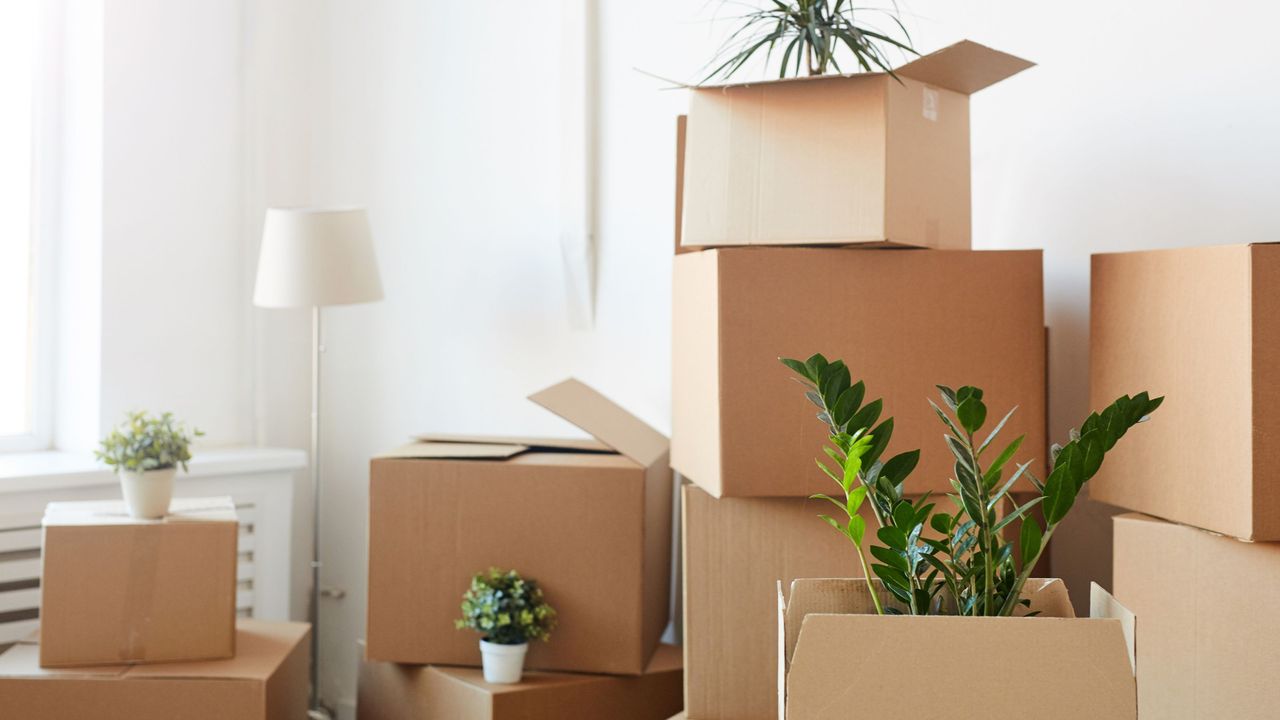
<box><xmin>362</xmin><ymin>379</ymin><xmax>683</xmax><ymax>718</ymax></box>
<box><xmin>1095</xmin><ymin>244</ymin><xmax>1280</xmax><ymax>718</ymax></box>
<box><xmin>674</xmin><ymin>42</ymin><xmax>1043</xmax><ymax>720</ymax></box>
<box><xmin>0</xmin><ymin>497</ymin><xmax>311</xmax><ymax>718</ymax></box>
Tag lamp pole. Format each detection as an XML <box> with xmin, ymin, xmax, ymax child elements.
<box><xmin>306</xmin><ymin>306</ymin><xmax>332</xmax><ymax>720</ymax></box>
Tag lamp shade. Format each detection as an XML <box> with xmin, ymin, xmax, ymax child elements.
<box><xmin>253</xmin><ymin>207</ymin><xmax>384</xmax><ymax>308</ymax></box>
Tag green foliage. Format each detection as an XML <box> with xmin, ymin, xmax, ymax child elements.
<box><xmin>781</xmin><ymin>353</ymin><xmax>1163</xmax><ymax>616</ymax></box>
<box><xmin>95</xmin><ymin>411</ymin><xmax>203</xmax><ymax>474</ymax></box>
<box><xmin>455</xmin><ymin>568</ymin><xmax>557</xmax><ymax>645</ymax></box>
<box><xmin>705</xmin><ymin>0</ymin><xmax>916</xmax><ymax>81</ymax></box>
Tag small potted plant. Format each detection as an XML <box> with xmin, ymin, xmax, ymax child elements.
<box><xmin>455</xmin><ymin>567</ymin><xmax>557</xmax><ymax>684</ymax></box>
<box><xmin>95</xmin><ymin>411</ymin><xmax>203</xmax><ymax>519</ymax></box>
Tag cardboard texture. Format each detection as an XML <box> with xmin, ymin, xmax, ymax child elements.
<box><xmin>0</xmin><ymin>620</ymin><xmax>309</xmax><ymax>720</ymax></box>
<box><xmin>357</xmin><ymin>642</ymin><xmax>684</xmax><ymax>720</ymax></box>
<box><xmin>682</xmin><ymin>484</ymin><xmax>878</xmax><ymax>720</ymax></box>
<box><xmin>39</xmin><ymin>496</ymin><xmax>239</xmax><ymax>667</ymax></box>
<box><xmin>1091</xmin><ymin>244</ymin><xmax>1280</xmax><ymax>540</ymax></box>
<box><xmin>1113</xmin><ymin>512</ymin><xmax>1280</xmax><ymax>718</ymax></box>
<box><xmin>367</xmin><ymin>379</ymin><xmax>672</xmax><ymax>675</ymax></box>
<box><xmin>672</xmin><ymin>247</ymin><xmax>1046</xmax><ymax>497</ymax></box>
<box><xmin>777</xmin><ymin>578</ymin><xmax>1136</xmax><ymax>719</ymax></box>
<box><xmin>680</xmin><ymin>41</ymin><xmax>1033</xmax><ymax>249</ymax></box>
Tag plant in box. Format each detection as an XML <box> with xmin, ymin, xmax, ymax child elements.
<box><xmin>781</xmin><ymin>352</ymin><xmax>1162</xmax><ymax>616</ymax></box>
<box><xmin>95</xmin><ymin>410</ymin><xmax>203</xmax><ymax>519</ymax></box>
<box><xmin>456</xmin><ymin>567</ymin><xmax>557</xmax><ymax>684</ymax></box>
<box><xmin>773</xmin><ymin>354</ymin><xmax>1161</xmax><ymax>717</ymax></box>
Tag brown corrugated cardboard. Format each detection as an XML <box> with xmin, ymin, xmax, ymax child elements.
<box><xmin>1091</xmin><ymin>244</ymin><xmax>1280</xmax><ymax>540</ymax></box>
<box><xmin>672</xmin><ymin>247</ymin><xmax>1046</xmax><ymax>497</ymax></box>
<box><xmin>39</xmin><ymin>496</ymin><xmax>239</xmax><ymax>667</ymax></box>
<box><xmin>357</xmin><ymin>642</ymin><xmax>683</xmax><ymax>720</ymax></box>
<box><xmin>682</xmin><ymin>485</ymin><xmax>875</xmax><ymax>720</ymax></box>
<box><xmin>0</xmin><ymin>620</ymin><xmax>309</xmax><ymax>720</ymax></box>
<box><xmin>1113</xmin><ymin>512</ymin><xmax>1280</xmax><ymax>718</ymax></box>
<box><xmin>680</xmin><ymin>41</ymin><xmax>1032</xmax><ymax>250</ymax></box>
<box><xmin>367</xmin><ymin>379</ymin><xmax>672</xmax><ymax>675</ymax></box>
<box><xmin>778</xmin><ymin>578</ymin><xmax>1135</xmax><ymax>719</ymax></box>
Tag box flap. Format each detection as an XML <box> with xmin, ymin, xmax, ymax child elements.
<box><xmin>1091</xmin><ymin>582</ymin><xmax>1137</xmax><ymax>675</ymax></box>
<box><xmin>692</xmin><ymin>39</ymin><xmax>1031</xmax><ymax>94</ymax></box>
<box><xmin>124</xmin><ymin>620</ymin><xmax>309</xmax><ymax>681</ymax></box>
<box><xmin>895</xmin><ymin>40</ymin><xmax>1034</xmax><ymax>94</ymax></box>
<box><xmin>411</xmin><ymin>432</ymin><xmax>611</xmax><ymax>453</ymax></box>
<box><xmin>43</xmin><ymin>496</ymin><xmax>238</xmax><ymax>526</ymax></box>
<box><xmin>528</xmin><ymin>379</ymin><xmax>669</xmax><ymax>467</ymax></box>
<box><xmin>376</xmin><ymin>441</ymin><xmax>529</xmax><ymax>460</ymax></box>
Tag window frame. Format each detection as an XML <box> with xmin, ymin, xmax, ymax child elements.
<box><xmin>0</xmin><ymin>2</ymin><xmax>58</xmax><ymax>453</ymax></box>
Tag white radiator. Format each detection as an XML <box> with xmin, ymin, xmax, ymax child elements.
<box><xmin>0</xmin><ymin>447</ymin><xmax>302</xmax><ymax>648</ymax></box>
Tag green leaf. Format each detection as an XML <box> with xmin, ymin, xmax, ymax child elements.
<box><xmin>1020</xmin><ymin>517</ymin><xmax>1042</xmax><ymax>572</ymax></box>
<box><xmin>847</xmin><ymin>398</ymin><xmax>883</xmax><ymax>434</ymax></box>
<box><xmin>956</xmin><ymin>397</ymin><xmax>987</xmax><ymax>435</ymax></box>
<box><xmin>936</xmin><ymin>385</ymin><xmax>959</xmax><ymax>410</ymax></box>
<box><xmin>870</xmin><ymin>544</ymin><xmax>908</xmax><ymax>572</ymax></box>
<box><xmin>1042</xmin><ymin>464</ymin><xmax>1078</xmax><ymax>525</ymax></box>
<box><xmin>982</xmin><ymin>435</ymin><xmax>1024</xmax><ymax>487</ymax></box>
<box><xmin>930</xmin><ymin>512</ymin><xmax>953</xmax><ymax>536</ymax></box>
<box><xmin>877</xmin><ymin>526</ymin><xmax>908</xmax><ymax>550</ymax></box>
<box><xmin>891</xmin><ymin>503</ymin><xmax>915</xmax><ymax>532</ymax></box>
<box><xmin>819</xmin><ymin>514</ymin><xmax>842</xmax><ymax>532</ymax></box>
<box><xmin>809</xmin><ymin>492</ymin><xmax>847</xmax><ymax>515</ymax></box>
<box><xmin>848</xmin><ymin>513</ymin><xmax>867</xmax><ymax>546</ymax></box>
<box><xmin>780</xmin><ymin>357</ymin><xmax>810</xmax><ymax>381</ymax></box>
<box><xmin>992</xmin><ymin>496</ymin><xmax>1044</xmax><ymax>534</ymax></box>
<box><xmin>977</xmin><ymin>406</ymin><xmax>1017</xmax><ymax>456</ymax></box>
<box><xmin>862</xmin><ymin>418</ymin><xmax>893</xmax><ymax>467</ymax></box>
<box><xmin>929</xmin><ymin>399</ymin><xmax>966</xmax><ymax>440</ymax></box>
<box><xmin>804</xmin><ymin>353</ymin><xmax>829</xmax><ymax>383</ymax></box>
<box><xmin>880</xmin><ymin>450</ymin><xmax>919</xmax><ymax>486</ymax></box>
<box><xmin>846</xmin><ymin>485</ymin><xmax>868</xmax><ymax>516</ymax></box>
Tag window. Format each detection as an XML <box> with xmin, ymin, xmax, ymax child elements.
<box><xmin>0</xmin><ymin>2</ymin><xmax>48</xmax><ymax>451</ymax></box>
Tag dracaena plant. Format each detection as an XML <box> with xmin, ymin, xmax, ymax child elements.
<box><xmin>705</xmin><ymin>0</ymin><xmax>917</xmax><ymax>81</ymax></box>
<box><xmin>781</xmin><ymin>353</ymin><xmax>1163</xmax><ymax>617</ymax></box>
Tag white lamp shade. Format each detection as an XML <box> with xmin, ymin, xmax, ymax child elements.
<box><xmin>253</xmin><ymin>207</ymin><xmax>384</xmax><ymax>308</ymax></box>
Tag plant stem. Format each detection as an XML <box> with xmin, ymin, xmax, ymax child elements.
<box><xmin>998</xmin><ymin>523</ymin><xmax>1058</xmax><ymax>616</ymax></box>
<box><xmin>854</xmin><ymin>541</ymin><xmax>885</xmax><ymax>616</ymax></box>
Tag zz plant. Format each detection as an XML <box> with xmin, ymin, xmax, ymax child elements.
<box><xmin>781</xmin><ymin>353</ymin><xmax>1162</xmax><ymax>616</ymax></box>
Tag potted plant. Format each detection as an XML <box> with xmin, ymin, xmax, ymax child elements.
<box><xmin>780</xmin><ymin>353</ymin><xmax>1162</xmax><ymax>616</ymax></box>
<box><xmin>455</xmin><ymin>568</ymin><xmax>557</xmax><ymax>684</ymax></box>
<box><xmin>95</xmin><ymin>411</ymin><xmax>203</xmax><ymax>519</ymax></box>
<box><xmin>705</xmin><ymin>0</ymin><xmax>916</xmax><ymax>81</ymax></box>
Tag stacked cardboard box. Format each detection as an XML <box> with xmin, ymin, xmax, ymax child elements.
<box><xmin>1096</xmin><ymin>244</ymin><xmax>1280</xmax><ymax>718</ymax></box>
<box><xmin>361</xmin><ymin>379</ymin><xmax>682</xmax><ymax>717</ymax></box>
<box><xmin>672</xmin><ymin>42</ymin><xmax>1049</xmax><ymax>720</ymax></box>
<box><xmin>0</xmin><ymin>497</ymin><xmax>310</xmax><ymax>718</ymax></box>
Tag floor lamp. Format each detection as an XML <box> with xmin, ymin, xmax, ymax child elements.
<box><xmin>253</xmin><ymin>207</ymin><xmax>383</xmax><ymax>719</ymax></box>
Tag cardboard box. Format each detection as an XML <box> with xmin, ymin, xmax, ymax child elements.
<box><xmin>682</xmin><ymin>484</ymin><xmax>877</xmax><ymax>720</ymax></box>
<box><xmin>778</xmin><ymin>578</ymin><xmax>1135</xmax><ymax>719</ymax></box>
<box><xmin>680</xmin><ymin>41</ymin><xmax>1032</xmax><ymax>250</ymax></box>
<box><xmin>1091</xmin><ymin>244</ymin><xmax>1280</xmax><ymax>539</ymax></box>
<box><xmin>39</xmin><ymin>496</ymin><xmax>239</xmax><ymax>667</ymax></box>
<box><xmin>357</xmin><ymin>642</ymin><xmax>683</xmax><ymax>720</ymax></box>
<box><xmin>367</xmin><ymin>379</ymin><xmax>672</xmax><ymax>675</ymax></box>
<box><xmin>673</xmin><ymin>247</ymin><xmax>1046</xmax><ymax>497</ymax></box>
<box><xmin>1113</xmin><ymin>512</ymin><xmax>1280</xmax><ymax>719</ymax></box>
<box><xmin>0</xmin><ymin>620</ymin><xmax>309</xmax><ymax>719</ymax></box>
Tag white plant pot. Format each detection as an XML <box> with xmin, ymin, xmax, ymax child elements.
<box><xmin>119</xmin><ymin>467</ymin><xmax>177</xmax><ymax>519</ymax></box>
<box><xmin>479</xmin><ymin>639</ymin><xmax>528</xmax><ymax>684</ymax></box>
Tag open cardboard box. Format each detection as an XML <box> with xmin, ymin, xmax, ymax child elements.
<box><xmin>1091</xmin><ymin>243</ymin><xmax>1280</xmax><ymax>540</ymax></box>
<box><xmin>672</xmin><ymin>245</ymin><xmax>1046</xmax><ymax>498</ymax></box>
<box><xmin>39</xmin><ymin>497</ymin><xmax>239</xmax><ymax>667</ymax></box>
<box><xmin>1114</xmin><ymin>512</ymin><xmax>1280</xmax><ymax>719</ymax></box>
<box><xmin>358</xmin><ymin>640</ymin><xmax>683</xmax><ymax>720</ymax></box>
<box><xmin>680</xmin><ymin>41</ymin><xmax>1033</xmax><ymax>250</ymax></box>
<box><xmin>366</xmin><ymin>379</ymin><xmax>672</xmax><ymax>675</ymax></box>
<box><xmin>777</xmin><ymin>578</ymin><xmax>1136</xmax><ymax>719</ymax></box>
<box><xmin>0</xmin><ymin>620</ymin><xmax>309</xmax><ymax>720</ymax></box>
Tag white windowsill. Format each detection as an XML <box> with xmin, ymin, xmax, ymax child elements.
<box><xmin>0</xmin><ymin>446</ymin><xmax>308</xmax><ymax>493</ymax></box>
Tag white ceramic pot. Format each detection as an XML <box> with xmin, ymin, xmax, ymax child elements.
<box><xmin>119</xmin><ymin>467</ymin><xmax>177</xmax><ymax>519</ymax></box>
<box><xmin>479</xmin><ymin>639</ymin><xmax>528</xmax><ymax>684</ymax></box>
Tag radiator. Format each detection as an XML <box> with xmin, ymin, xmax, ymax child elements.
<box><xmin>0</xmin><ymin>448</ymin><xmax>302</xmax><ymax>648</ymax></box>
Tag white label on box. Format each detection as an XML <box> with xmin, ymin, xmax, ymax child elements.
<box><xmin>923</xmin><ymin>87</ymin><xmax>939</xmax><ymax>122</ymax></box>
